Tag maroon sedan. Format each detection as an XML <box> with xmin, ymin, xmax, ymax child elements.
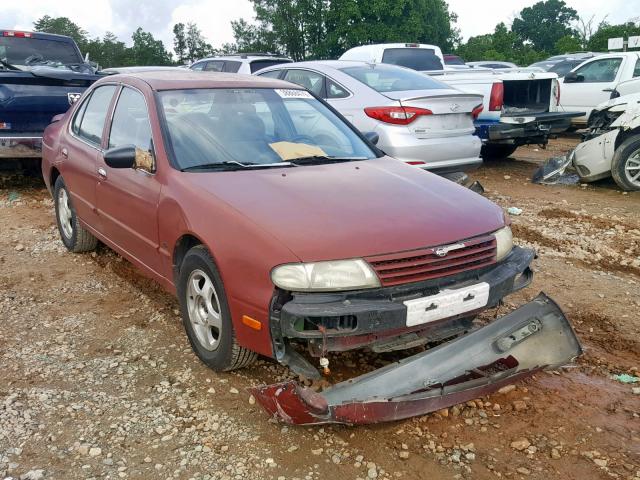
<box><xmin>41</xmin><ymin>71</ymin><xmax>581</xmax><ymax>425</ymax></box>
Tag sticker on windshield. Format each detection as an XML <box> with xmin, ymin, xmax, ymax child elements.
<box><xmin>275</xmin><ymin>89</ymin><xmax>314</xmax><ymax>99</ymax></box>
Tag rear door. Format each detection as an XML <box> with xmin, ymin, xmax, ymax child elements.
<box><xmin>64</xmin><ymin>84</ymin><xmax>117</xmax><ymax>227</ymax></box>
<box><xmin>96</xmin><ymin>86</ymin><xmax>162</xmax><ymax>275</ymax></box>
<box><xmin>561</xmin><ymin>56</ymin><xmax>626</xmax><ymax>120</ymax></box>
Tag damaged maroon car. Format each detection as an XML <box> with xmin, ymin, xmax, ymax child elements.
<box><xmin>41</xmin><ymin>71</ymin><xmax>581</xmax><ymax>426</ymax></box>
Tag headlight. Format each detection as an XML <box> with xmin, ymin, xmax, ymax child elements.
<box><xmin>494</xmin><ymin>226</ymin><xmax>513</xmax><ymax>261</ymax></box>
<box><xmin>271</xmin><ymin>259</ymin><xmax>381</xmax><ymax>292</ymax></box>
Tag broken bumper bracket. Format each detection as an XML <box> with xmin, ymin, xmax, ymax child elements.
<box><xmin>250</xmin><ymin>292</ymin><xmax>582</xmax><ymax>425</ymax></box>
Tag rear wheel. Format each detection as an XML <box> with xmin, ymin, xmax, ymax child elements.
<box><xmin>54</xmin><ymin>176</ymin><xmax>98</xmax><ymax>253</ymax></box>
<box><xmin>481</xmin><ymin>144</ymin><xmax>518</xmax><ymax>160</ymax></box>
<box><xmin>177</xmin><ymin>245</ymin><xmax>257</xmax><ymax>371</ymax></box>
<box><xmin>611</xmin><ymin>135</ymin><xmax>640</xmax><ymax>191</ymax></box>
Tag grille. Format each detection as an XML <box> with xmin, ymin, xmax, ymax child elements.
<box><xmin>366</xmin><ymin>235</ymin><xmax>497</xmax><ymax>287</ymax></box>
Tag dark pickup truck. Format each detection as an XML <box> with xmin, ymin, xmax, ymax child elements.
<box><xmin>0</xmin><ymin>30</ymin><xmax>103</xmax><ymax>159</ymax></box>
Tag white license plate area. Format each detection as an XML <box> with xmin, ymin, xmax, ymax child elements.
<box><xmin>404</xmin><ymin>282</ymin><xmax>490</xmax><ymax>327</ymax></box>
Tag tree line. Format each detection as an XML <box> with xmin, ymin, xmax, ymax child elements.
<box><xmin>31</xmin><ymin>0</ymin><xmax>640</xmax><ymax>69</ymax></box>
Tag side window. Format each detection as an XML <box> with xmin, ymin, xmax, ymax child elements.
<box><xmin>204</xmin><ymin>61</ymin><xmax>224</xmax><ymax>72</ymax></box>
<box><xmin>108</xmin><ymin>87</ymin><xmax>154</xmax><ymax>172</ymax></box>
<box><xmin>258</xmin><ymin>70</ymin><xmax>283</xmax><ymax>79</ymax></box>
<box><xmin>283</xmin><ymin>70</ymin><xmax>324</xmax><ymax>96</ymax></box>
<box><xmin>326</xmin><ymin>79</ymin><xmax>349</xmax><ymax>99</ymax></box>
<box><xmin>634</xmin><ymin>58</ymin><xmax>640</xmax><ymax>78</ymax></box>
<box><xmin>76</xmin><ymin>85</ymin><xmax>117</xmax><ymax>146</ymax></box>
<box><xmin>71</xmin><ymin>94</ymin><xmax>90</xmax><ymax>135</ymax></box>
<box><xmin>575</xmin><ymin>58</ymin><xmax>623</xmax><ymax>83</ymax></box>
<box><xmin>190</xmin><ymin>62</ymin><xmax>205</xmax><ymax>71</ymax></box>
<box><xmin>223</xmin><ymin>61</ymin><xmax>241</xmax><ymax>73</ymax></box>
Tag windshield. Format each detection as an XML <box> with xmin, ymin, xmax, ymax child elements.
<box><xmin>341</xmin><ymin>64</ymin><xmax>450</xmax><ymax>93</ymax></box>
<box><xmin>549</xmin><ymin>60</ymin><xmax>581</xmax><ymax>77</ymax></box>
<box><xmin>0</xmin><ymin>36</ymin><xmax>82</xmax><ymax>67</ymax></box>
<box><xmin>381</xmin><ymin>48</ymin><xmax>443</xmax><ymax>71</ymax></box>
<box><xmin>159</xmin><ymin>88</ymin><xmax>376</xmax><ymax>170</ymax></box>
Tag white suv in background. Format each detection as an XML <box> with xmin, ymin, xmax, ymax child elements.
<box><xmin>189</xmin><ymin>54</ymin><xmax>293</xmax><ymax>75</ymax></box>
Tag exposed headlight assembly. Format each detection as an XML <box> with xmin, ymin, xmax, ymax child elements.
<box><xmin>271</xmin><ymin>259</ymin><xmax>381</xmax><ymax>292</ymax></box>
<box><xmin>493</xmin><ymin>226</ymin><xmax>513</xmax><ymax>261</ymax></box>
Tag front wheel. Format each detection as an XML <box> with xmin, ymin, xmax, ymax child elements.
<box><xmin>177</xmin><ymin>245</ymin><xmax>257</xmax><ymax>371</ymax></box>
<box><xmin>53</xmin><ymin>176</ymin><xmax>98</xmax><ymax>253</ymax></box>
<box><xmin>481</xmin><ymin>144</ymin><xmax>518</xmax><ymax>160</ymax></box>
<box><xmin>611</xmin><ymin>135</ymin><xmax>640</xmax><ymax>191</ymax></box>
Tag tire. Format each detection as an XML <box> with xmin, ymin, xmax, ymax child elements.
<box><xmin>53</xmin><ymin>176</ymin><xmax>98</xmax><ymax>253</ymax></box>
<box><xmin>177</xmin><ymin>245</ymin><xmax>257</xmax><ymax>371</ymax></box>
<box><xmin>611</xmin><ymin>135</ymin><xmax>640</xmax><ymax>192</ymax></box>
<box><xmin>481</xmin><ymin>144</ymin><xmax>518</xmax><ymax>160</ymax></box>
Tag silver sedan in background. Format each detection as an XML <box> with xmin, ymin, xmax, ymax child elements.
<box><xmin>256</xmin><ymin>61</ymin><xmax>484</xmax><ymax>173</ymax></box>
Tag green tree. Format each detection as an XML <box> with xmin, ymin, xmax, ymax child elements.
<box><xmin>587</xmin><ymin>22</ymin><xmax>640</xmax><ymax>51</ymax></box>
<box><xmin>130</xmin><ymin>28</ymin><xmax>172</xmax><ymax>65</ymax></box>
<box><xmin>323</xmin><ymin>0</ymin><xmax>460</xmax><ymax>58</ymax></box>
<box><xmin>512</xmin><ymin>0</ymin><xmax>578</xmax><ymax>53</ymax></box>
<box><xmin>554</xmin><ymin>34</ymin><xmax>581</xmax><ymax>53</ymax></box>
<box><xmin>173</xmin><ymin>23</ymin><xmax>188</xmax><ymax>63</ymax></box>
<box><xmin>33</xmin><ymin>16</ymin><xmax>88</xmax><ymax>47</ymax></box>
<box><xmin>456</xmin><ymin>23</ymin><xmax>544</xmax><ymax>66</ymax></box>
<box><xmin>232</xmin><ymin>0</ymin><xmax>460</xmax><ymax>60</ymax></box>
<box><xmin>185</xmin><ymin>23</ymin><xmax>213</xmax><ymax>61</ymax></box>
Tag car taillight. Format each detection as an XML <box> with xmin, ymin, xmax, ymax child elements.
<box><xmin>364</xmin><ymin>106</ymin><xmax>432</xmax><ymax>125</ymax></box>
<box><xmin>472</xmin><ymin>104</ymin><xmax>484</xmax><ymax>119</ymax></box>
<box><xmin>489</xmin><ymin>82</ymin><xmax>503</xmax><ymax>111</ymax></box>
<box><xmin>2</xmin><ymin>31</ymin><xmax>32</xmax><ymax>38</ymax></box>
<box><xmin>553</xmin><ymin>80</ymin><xmax>561</xmax><ymax>106</ymax></box>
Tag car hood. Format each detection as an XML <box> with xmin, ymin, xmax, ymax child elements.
<box><xmin>184</xmin><ymin>157</ymin><xmax>505</xmax><ymax>262</ymax></box>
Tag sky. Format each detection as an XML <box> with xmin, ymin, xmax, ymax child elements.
<box><xmin>4</xmin><ymin>0</ymin><xmax>640</xmax><ymax>54</ymax></box>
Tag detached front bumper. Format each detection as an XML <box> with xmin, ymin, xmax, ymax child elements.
<box><xmin>272</xmin><ymin>247</ymin><xmax>534</xmax><ymax>355</ymax></box>
<box><xmin>251</xmin><ymin>292</ymin><xmax>582</xmax><ymax>425</ymax></box>
<box><xmin>0</xmin><ymin>135</ymin><xmax>42</xmax><ymax>158</ymax></box>
<box><xmin>475</xmin><ymin>111</ymin><xmax>581</xmax><ymax>146</ymax></box>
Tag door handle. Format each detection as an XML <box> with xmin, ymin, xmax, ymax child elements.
<box><xmin>97</xmin><ymin>167</ymin><xmax>107</xmax><ymax>178</ymax></box>
<box><xmin>61</xmin><ymin>148</ymin><xmax>68</xmax><ymax>158</ymax></box>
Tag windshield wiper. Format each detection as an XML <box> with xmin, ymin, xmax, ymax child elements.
<box><xmin>180</xmin><ymin>160</ymin><xmax>295</xmax><ymax>172</ymax></box>
<box><xmin>0</xmin><ymin>59</ymin><xmax>21</xmax><ymax>71</ymax></box>
<box><xmin>290</xmin><ymin>155</ymin><xmax>368</xmax><ymax>166</ymax></box>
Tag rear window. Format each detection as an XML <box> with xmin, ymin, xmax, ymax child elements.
<box><xmin>250</xmin><ymin>59</ymin><xmax>292</xmax><ymax>73</ymax></box>
<box><xmin>341</xmin><ymin>65</ymin><xmax>449</xmax><ymax>93</ymax></box>
<box><xmin>444</xmin><ymin>55</ymin><xmax>465</xmax><ymax>66</ymax></box>
<box><xmin>381</xmin><ymin>48</ymin><xmax>443</xmax><ymax>71</ymax></box>
<box><xmin>0</xmin><ymin>36</ymin><xmax>82</xmax><ymax>66</ymax></box>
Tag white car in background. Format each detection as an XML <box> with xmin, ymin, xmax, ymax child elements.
<box><xmin>256</xmin><ymin>60</ymin><xmax>484</xmax><ymax>173</ymax></box>
<box><xmin>560</xmin><ymin>52</ymin><xmax>640</xmax><ymax>125</ymax></box>
<box><xmin>190</xmin><ymin>54</ymin><xmax>293</xmax><ymax>75</ymax></box>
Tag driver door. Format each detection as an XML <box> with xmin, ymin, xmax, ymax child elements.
<box><xmin>95</xmin><ymin>86</ymin><xmax>163</xmax><ymax>276</ymax></box>
<box><xmin>561</xmin><ymin>57</ymin><xmax>625</xmax><ymax>121</ymax></box>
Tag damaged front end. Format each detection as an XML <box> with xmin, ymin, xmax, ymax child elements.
<box><xmin>251</xmin><ymin>292</ymin><xmax>582</xmax><ymax>425</ymax></box>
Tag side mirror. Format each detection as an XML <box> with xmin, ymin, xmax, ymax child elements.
<box><xmin>364</xmin><ymin>131</ymin><xmax>379</xmax><ymax>145</ymax></box>
<box><xmin>564</xmin><ymin>72</ymin><xmax>583</xmax><ymax>83</ymax></box>
<box><xmin>51</xmin><ymin>114</ymin><xmax>64</xmax><ymax>123</ymax></box>
<box><xmin>104</xmin><ymin>145</ymin><xmax>136</xmax><ymax>169</ymax></box>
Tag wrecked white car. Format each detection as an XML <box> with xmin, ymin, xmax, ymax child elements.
<box><xmin>572</xmin><ymin>93</ymin><xmax>640</xmax><ymax>191</ymax></box>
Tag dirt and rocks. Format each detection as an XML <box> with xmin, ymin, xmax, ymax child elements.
<box><xmin>0</xmin><ymin>138</ymin><xmax>639</xmax><ymax>480</ymax></box>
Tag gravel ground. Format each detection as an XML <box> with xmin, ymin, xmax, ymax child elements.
<box><xmin>0</xmin><ymin>139</ymin><xmax>639</xmax><ymax>480</ymax></box>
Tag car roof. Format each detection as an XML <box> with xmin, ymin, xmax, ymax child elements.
<box><xmin>259</xmin><ymin>59</ymin><xmax>395</xmax><ymax>72</ymax></box>
<box><xmin>194</xmin><ymin>55</ymin><xmax>292</xmax><ymax>62</ymax></box>
<box><xmin>99</xmin><ymin>70</ymin><xmax>302</xmax><ymax>91</ymax></box>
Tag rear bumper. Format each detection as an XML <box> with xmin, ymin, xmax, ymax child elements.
<box><xmin>272</xmin><ymin>246</ymin><xmax>534</xmax><ymax>353</ymax></box>
<box><xmin>378</xmin><ymin>128</ymin><xmax>482</xmax><ymax>172</ymax></box>
<box><xmin>0</xmin><ymin>136</ymin><xmax>43</xmax><ymax>158</ymax></box>
<box><xmin>252</xmin><ymin>292</ymin><xmax>582</xmax><ymax>425</ymax></box>
<box><xmin>475</xmin><ymin>111</ymin><xmax>582</xmax><ymax>145</ymax></box>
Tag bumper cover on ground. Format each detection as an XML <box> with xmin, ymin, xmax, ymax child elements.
<box><xmin>251</xmin><ymin>292</ymin><xmax>582</xmax><ymax>425</ymax></box>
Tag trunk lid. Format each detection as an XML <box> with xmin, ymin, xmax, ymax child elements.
<box><xmin>384</xmin><ymin>90</ymin><xmax>482</xmax><ymax>138</ymax></box>
<box><xmin>0</xmin><ymin>69</ymin><xmax>100</xmax><ymax>134</ymax></box>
